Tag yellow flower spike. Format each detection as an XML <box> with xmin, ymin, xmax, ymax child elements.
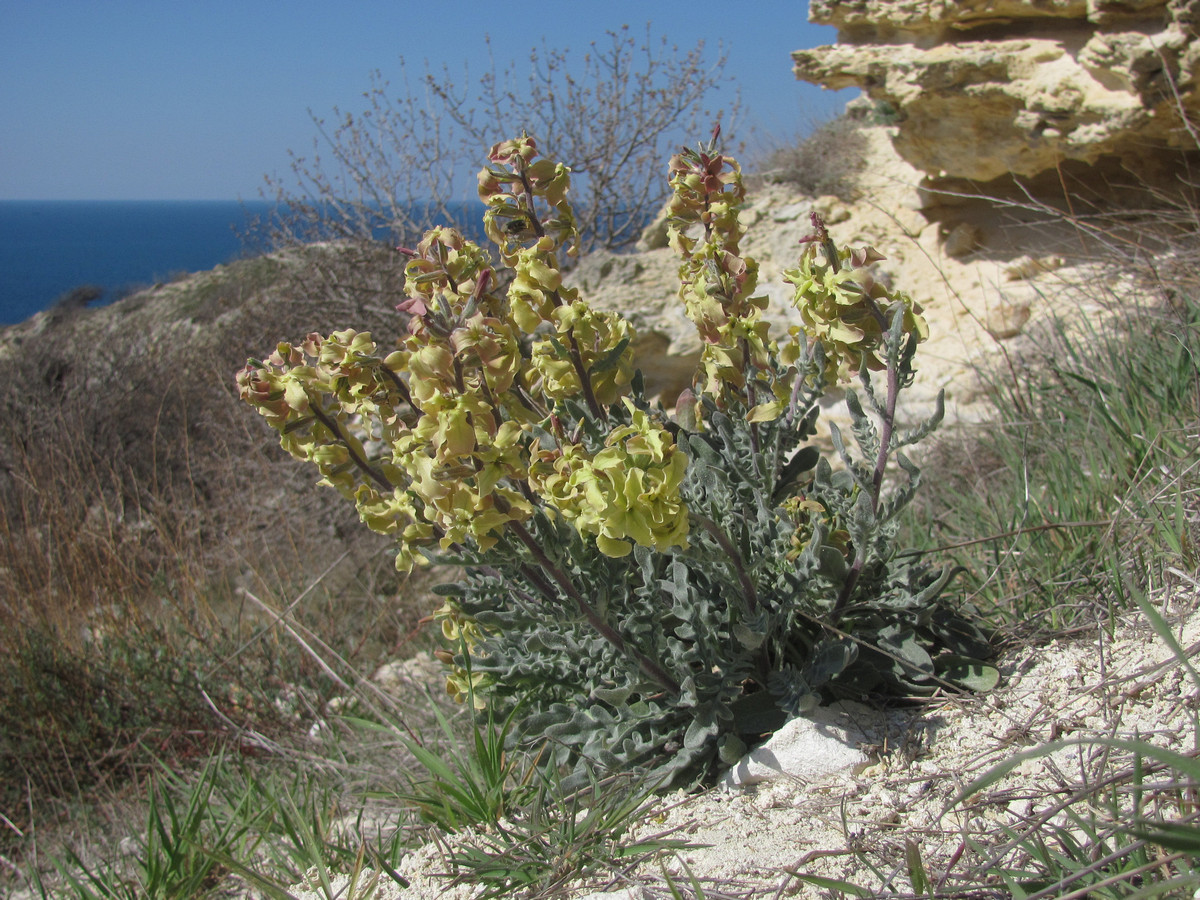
<box><xmin>539</xmin><ymin>301</ymin><xmax>635</xmax><ymax>406</ymax></box>
<box><xmin>402</xmin><ymin>228</ymin><xmax>492</xmax><ymax>323</ymax></box>
<box><xmin>667</xmin><ymin>142</ymin><xmax>788</xmax><ymax>412</ymax></box>
<box><xmin>785</xmin><ymin>243</ymin><xmax>929</xmax><ymax>384</ymax></box>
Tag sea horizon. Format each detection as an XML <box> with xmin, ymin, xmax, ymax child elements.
<box><xmin>0</xmin><ymin>199</ymin><xmax>274</xmax><ymax>326</ymax></box>
<box><xmin>0</xmin><ymin>198</ymin><xmax>495</xmax><ymax>327</ymax></box>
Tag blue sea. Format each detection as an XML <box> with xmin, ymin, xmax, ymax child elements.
<box><xmin>0</xmin><ymin>200</ymin><xmax>275</xmax><ymax>326</ymax></box>
<box><xmin>0</xmin><ymin>199</ymin><xmax>500</xmax><ymax>326</ymax></box>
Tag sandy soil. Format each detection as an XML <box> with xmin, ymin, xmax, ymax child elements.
<box><xmin>290</xmin><ymin>580</ymin><xmax>1199</xmax><ymax>899</ymax></box>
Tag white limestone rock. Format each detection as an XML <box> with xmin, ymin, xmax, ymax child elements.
<box><xmin>721</xmin><ymin>701</ymin><xmax>872</xmax><ymax>789</ymax></box>
<box><xmin>794</xmin><ymin>0</ymin><xmax>1200</xmax><ymax>185</ymax></box>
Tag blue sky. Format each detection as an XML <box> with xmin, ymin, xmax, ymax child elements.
<box><xmin>1</xmin><ymin>1</ymin><xmax>849</xmax><ymax>200</ymax></box>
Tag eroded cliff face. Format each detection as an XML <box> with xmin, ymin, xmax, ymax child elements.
<box><xmin>795</xmin><ymin>0</ymin><xmax>1200</xmax><ymax>184</ymax></box>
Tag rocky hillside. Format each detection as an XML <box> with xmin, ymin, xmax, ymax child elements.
<box><xmin>0</xmin><ymin>248</ymin><xmax>410</xmax><ymax>627</ymax></box>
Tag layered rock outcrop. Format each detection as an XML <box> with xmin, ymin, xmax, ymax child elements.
<box><xmin>795</xmin><ymin>0</ymin><xmax>1200</xmax><ymax>185</ymax></box>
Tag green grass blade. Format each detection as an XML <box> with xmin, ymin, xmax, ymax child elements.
<box><xmin>786</xmin><ymin>872</ymin><xmax>873</xmax><ymax>897</ymax></box>
<box><xmin>905</xmin><ymin>838</ymin><xmax>929</xmax><ymax>895</ymax></box>
<box><xmin>1131</xmin><ymin>820</ymin><xmax>1200</xmax><ymax>853</ymax></box>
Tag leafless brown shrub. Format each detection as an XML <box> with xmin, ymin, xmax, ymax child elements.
<box><xmin>748</xmin><ymin>112</ymin><xmax>867</xmax><ymax>198</ymax></box>
<box><xmin>254</xmin><ymin>25</ymin><xmax>741</xmax><ymax>309</ymax></box>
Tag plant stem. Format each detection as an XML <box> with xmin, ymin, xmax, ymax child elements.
<box><xmin>562</xmin><ymin>324</ymin><xmax>606</xmax><ymax>420</ymax></box>
<box><xmin>870</xmin><ymin>353</ymin><xmax>901</xmax><ymax>504</ymax></box>
<box><xmin>378</xmin><ymin>364</ymin><xmax>413</xmax><ymax>409</ymax></box>
<box><xmin>831</xmin><ymin>344</ymin><xmax>901</xmax><ymax>622</ymax></box>
<box><xmin>308</xmin><ymin>398</ymin><xmax>393</xmax><ymax>492</ymax></box>
<box><xmin>691</xmin><ymin>514</ymin><xmax>757</xmax><ymax>615</ymax></box>
<box><xmin>741</xmin><ymin>336</ymin><xmax>761</xmax><ymax>461</ymax></box>
<box><xmin>505</xmin><ymin>518</ymin><xmax>681</xmax><ymax>695</ymax></box>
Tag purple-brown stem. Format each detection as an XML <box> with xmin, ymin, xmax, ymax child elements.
<box><xmin>379</xmin><ymin>365</ymin><xmax>414</xmax><ymax>409</ymax></box>
<box><xmin>307</xmin><ymin>398</ymin><xmax>393</xmax><ymax>493</ymax></box>
<box><xmin>830</xmin><ymin>347</ymin><xmax>901</xmax><ymax>623</ymax></box>
<box><xmin>692</xmin><ymin>514</ymin><xmax>758</xmax><ymax>616</ymax></box>
<box><xmin>503</xmin><ymin>517</ymin><xmax>681</xmax><ymax>695</ymax></box>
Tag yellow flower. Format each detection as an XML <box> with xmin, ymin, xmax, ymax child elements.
<box><xmin>784</xmin><ymin>245</ymin><xmax>928</xmax><ymax>384</ymax></box>
<box><xmin>446</xmin><ymin>669</ymin><xmax>491</xmax><ymax>709</ymax></box>
<box><xmin>531</xmin><ymin>402</ymin><xmax>689</xmax><ymax>557</ymax></box>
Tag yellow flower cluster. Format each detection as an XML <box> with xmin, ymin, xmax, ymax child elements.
<box><xmin>528</xmin><ymin>301</ymin><xmax>634</xmax><ymax>407</ymax></box>
<box><xmin>783</xmin><ymin>243</ymin><xmax>929</xmax><ymax>384</ymax></box>
<box><xmin>478</xmin><ymin>136</ymin><xmax>635</xmax><ymax>415</ymax></box>
<box><xmin>480</xmin><ymin>135</ymin><xmax>576</xmax><ymax>265</ymax></box>
<box><xmin>431</xmin><ymin>600</ymin><xmax>493</xmax><ymax>708</ymax></box>
<box><xmin>529</xmin><ymin>401</ymin><xmax>689</xmax><ymax>558</ymax></box>
<box><xmin>239</xmin><ymin>135</ymin><xmax>684</xmax><ymax>571</ymax></box>
<box><xmin>666</xmin><ymin>141</ymin><xmax>784</xmax><ymax>418</ymax></box>
<box><xmin>235</xmin><ymin>330</ymin><xmax>437</xmax><ymax>571</ymax></box>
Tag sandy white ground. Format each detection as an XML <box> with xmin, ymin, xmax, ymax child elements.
<box><xmin>290</xmin><ymin>581</ymin><xmax>1200</xmax><ymax>899</ymax></box>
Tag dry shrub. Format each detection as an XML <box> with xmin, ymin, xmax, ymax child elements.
<box><xmin>0</xmin><ymin>256</ymin><xmax>429</xmax><ymax>834</ymax></box>
<box><xmin>0</xmin><ymin>406</ymin><xmax>234</xmax><ymax>824</ymax></box>
<box><xmin>749</xmin><ymin>113</ymin><xmax>868</xmax><ymax>198</ymax></box>
<box><xmin>249</xmin><ymin>26</ymin><xmax>742</xmax><ymax>315</ymax></box>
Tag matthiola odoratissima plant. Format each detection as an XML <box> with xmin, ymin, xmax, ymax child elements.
<box><xmin>238</xmin><ymin>131</ymin><xmax>993</xmax><ymax>785</ymax></box>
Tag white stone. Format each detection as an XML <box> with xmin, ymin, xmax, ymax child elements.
<box><xmin>721</xmin><ymin>701</ymin><xmax>871</xmax><ymax>789</ymax></box>
<box><xmin>772</xmin><ymin>201</ymin><xmax>813</xmax><ymax>222</ymax></box>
